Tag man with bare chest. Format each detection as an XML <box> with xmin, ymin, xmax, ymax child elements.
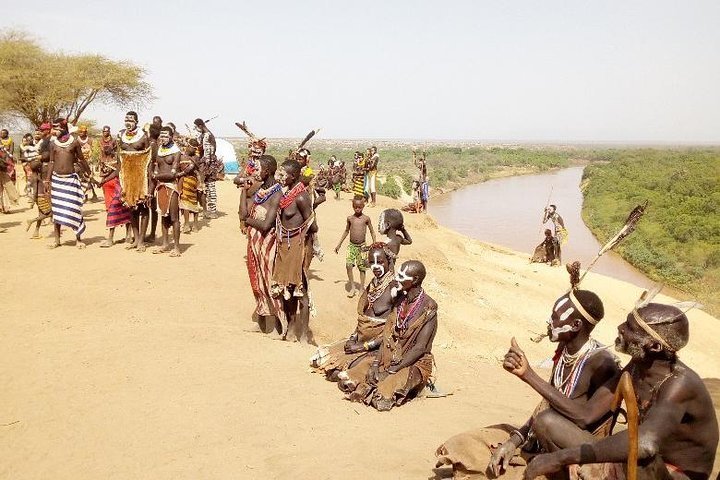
<box><xmin>271</xmin><ymin>159</ymin><xmax>317</xmax><ymax>340</ymax></box>
<box><xmin>436</xmin><ymin>269</ymin><xmax>620</xmax><ymax>479</ymax></box>
<box><xmin>45</xmin><ymin>118</ymin><xmax>91</xmax><ymax>249</ymax></box>
<box><xmin>524</xmin><ymin>301</ymin><xmax>719</xmax><ymax>480</ymax></box>
<box><xmin>151</xmin><ymin>126</ymin><xmax>182</xmax><ymax>257</ymax></box>
<box><xmin>117</xmin><ymin>111</ymin><xmax>153</xmax><ymax>252</ymax></box>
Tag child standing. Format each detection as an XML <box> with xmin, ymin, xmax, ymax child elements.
<box><xmin>335</xmin><ymin>197</ymin><xmax>377</xmax><ymax>297</ymax></box>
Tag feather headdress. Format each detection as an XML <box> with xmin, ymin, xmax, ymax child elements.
<box><xmin>235</xmin><ymin>121</ymin><xmax>267</xmax><ymax>151</ymax></box>
<box><xmin>297</xmin><ymin>128</ymin><xmax>320</xmax><ymax>152</ymax></box>
<box><xmin>578</xmin><ymin>200</ymin><xmax>648</xmax><ymax>284</ymax></box>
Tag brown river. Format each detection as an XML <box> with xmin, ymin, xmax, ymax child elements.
<box><xmin>429</xmin><ymin>166</ymin><xmax>655</xmax><ymax>288</ymax></box>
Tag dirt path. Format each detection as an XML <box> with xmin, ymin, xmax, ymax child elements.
<box><xmin>1</xmin><ymin>181</ymin><xmax>717</xmax><ymax>479</ymax></box>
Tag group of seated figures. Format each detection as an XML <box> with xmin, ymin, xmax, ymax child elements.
<box><xmin>435</xmin><ymin>263</ymin><xmax>718</xmax><ymax>480</ymax></box>
<box><xmin>312</xmin><ymin>222</ymin><xmax>438</xmax><ymax>412</ymax></box>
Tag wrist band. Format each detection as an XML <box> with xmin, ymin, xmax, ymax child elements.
<box><xmin>510</xmin><ymin>429</ymin><xmax>526</xmax><ymax>445</ymax></box>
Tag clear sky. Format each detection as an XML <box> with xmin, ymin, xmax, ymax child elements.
<box><xmin>3</xmin><ymin>0</ymin><xmax>720</xmax><ymax>142</ymax></box>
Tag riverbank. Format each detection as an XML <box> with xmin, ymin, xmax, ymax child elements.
<box><xmin>581</xmin><ymin>149</ymin><xmax>720</xmax><ymax>316</ymax></box>
<box><xmin>2</xmin><ymin>181</ymin><xmax>718</xmax><ymax>479</ymax></box>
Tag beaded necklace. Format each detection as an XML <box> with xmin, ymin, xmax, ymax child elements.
<box><xmin>253</xmin><ymin>182</ymin><xmax>282</xmax><ymax>205</ymax></box>
<box><xmin>396</xmin><ymin>289</ymin><xmax>426</xmax><ymax>331</ymax></box>
<box><xmin>279</xmin><ymin>182</ymin><xmax>307</xmax><ymax>209</ymax></box>
<box><xmin>367</xmin><ymin>272</ymin><xmax>394</xmax><ymax>306</ymax></box>
<box><xmin>552</xmin><ymin>338</ymin><xmax>600</xmax><ymax>397</ymax></box>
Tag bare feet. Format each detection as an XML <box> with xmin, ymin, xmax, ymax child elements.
<box><xmin>100</xmin><ymin>239</ymin><xmax>113</xmax><ymax>248</ymax></box>
<box><xmin>191</xmin><ymin>225</ymin><xmax>199</xmax><ymax>233</ymax></box>
<box><xmin>75</xmin><ymin>240</ymin><xmax>86</xmax><ymax>249</ymax></box>
<box><xmin>152</xmin><ymin>246</ymin><xmax>170</xmax><ymax>254</ymax></box>
<box><xmin>30</xmin><ymin>232</ymin><xmax>41</xmax><ymax>239</ymax></box>
<box><xmin>169</xmin><ymin>248</ymin><xmax>181</xmax><ymax>258</ymax></box>
<box><xmin>136</xmin><ymin>243</ymin><xmax>146</xmax><ymax>253</ymax></box>
<box><xmin>347</xmin><ymin>289</ymin><xmax>357</xmax><ymax>298</ymax></box>
<box><xmin>181</xmin><ymin>224</ymin><xmax>191</xmax><ymax>234</ymax></box>
<box><xmin>125</xmin><ymin>242</ymin><xmax>137</xmax><ymax>250</ymax></box>
<box><xmin>47</xmin><ymin>240</ymin><xmax>61</xmax><ymax>249</ymax></box>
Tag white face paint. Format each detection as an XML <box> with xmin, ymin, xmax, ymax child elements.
<box><xmin>370</xmin><ymin>251</ymin><xmax>386</xmax><ymax>278</ymax></box>
<box><xmin>378</xmin><ymin>211</ymin><xmax>388</xmax><ymax>234</ymax></box>
<box><xmin>547</xmin><ymin>297</ymin><xmax>577</xmax><ymax>341</ymax></box>
<box><xmin>549</xmin><ymin>324</ymin><xmax>574</xmax><ymax>341</ymax></box>
<box><xmin>395</xmin><ymin>265</ymin><xmax>414</xmax><ymax>294</ymax></box>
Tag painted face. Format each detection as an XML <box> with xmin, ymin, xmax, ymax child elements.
<box><xmin>369</xmin><ymin>249</ymin><xmax>389</xmax><ymax>279</ymax></box>
<box><xmin>378</xmin><ymin>211</ymin><xmax>388</xmax><ymax>235</ymax></box>
<box><xmin>159</xmin><ymin>130</ymin><xmax>172</xmax><ymax>147</ymax></box>
<box><xmin>615</xmin><ymin>315</ymin><xmax>647</xmax><ymax>359</ymax></box>
<box><xmin>249</xmin><ymin>140</ymin><xmax>265</xmax><ymax>158</ymax></box>
<box><xmin>275</xmin><ymin>166</ymin><xmax>290</xmax><ymax>186</ymax></box>
<box><xmin>124</xmin><ymin>116</ymin><xmax>137</xmax><ymax>131</ymax></box>
<box><xmin>395</xmin><ymin>264</ymin><xmax>415</xmax><ymax>292</ymax></box>
<box><xmin>194</xmin><ymin>125</ymin><xmax>202</xmax><ymax>134</ymax></box>
<box><xmin>102</xmin><ymin>128</ymin><xmax>111</xmax><ymax>137</ymax></box>
<box><xmin>546</xmin><ymin>296</ymin><xmax>579</xmax><ymax>342</ymax></box>
<box><xmin>52</xmin><ymin>123</ymin><xmax>64</xmax><ymax>137</ymax></box>
<box><xmin>185</xmin><ymin>145</ymin><xmax>197</xmax><ymax>156</ymax></box>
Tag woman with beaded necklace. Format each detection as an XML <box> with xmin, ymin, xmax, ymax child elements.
<box><xmin>310</xmin><ymin>243</ymin><xmax>398</xmax><ymax>380</ymax></box>
<box><xmin>339</xmin><ymin>260</ymin><xmax>438</xmax><ymax>411</ymax></box>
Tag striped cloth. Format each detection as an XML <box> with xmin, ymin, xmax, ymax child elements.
<box><xmin>179</xmin><ymin>175</ymin><xmax>200</xmax><ymax>213</ymax></box>
<box><xmin>102</xmin><ymin>177</ymin><xmax>131</xmax><ymax>228</ymax></box>
<box><xmin>51</xmin><ymin>172</ymin><xmax>86</xmax><ymax>235</ymax></box>
<box><xmin>205</xmin><ymin>180</ymin><xmax>217</xmax><ymax>213</ymax></box>
<box><xmin>352</xmin><ymin>175</ymin><xmax>365</xmax><ymax>197</ymax></box>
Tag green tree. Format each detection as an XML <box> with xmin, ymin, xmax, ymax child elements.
<box><xmin>0</xmin><ymin>31</ymin><xmax>153</xmax><ymax>127</ymax></box>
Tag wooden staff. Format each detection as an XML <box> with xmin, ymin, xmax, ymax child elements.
<box><xmin>539</xmin><ymin>185</ymin><xmax>554</xmax><ymax>236</ymax></box>
<box><xmin>611</xmin><ymin>371</ymin><xmax>638</xmax><ymax>480</ymax></box>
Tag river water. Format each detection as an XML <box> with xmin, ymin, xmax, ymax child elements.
<box><xmin>428</xmin><ymin>166</ymin><xmax>654</xmax><ymax>288</ymax></box>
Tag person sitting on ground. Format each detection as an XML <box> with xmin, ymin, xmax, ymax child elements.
<box><xmin>523</xmin><ymin>300</ymin><xmax>719</xmax><ymax>480</ymax></box>
<box><xmin>531</xmin><ymin>228</ymin><xmax>561</xmax><ymax>266</ymax></box>
<box><xmin>339</xmin><ymin>260</ymin><xmax>438</xmax><ymax>411</ymax></box>
<box><xmin>436</xmin><ymin>263</ymin><xmax>620</xmax><ymax>479</ymax></box>
<box><xmin>311</xmin><ymin>243</ymin><xmax>397</xmax><ymax>380</ymax></box>
<box><xmin>334</xmin><ymin>197</ymin><xmax>377</xmax><ymax>298</ymax></box>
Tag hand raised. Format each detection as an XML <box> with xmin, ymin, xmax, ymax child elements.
<box><xmin>503</xmin><ymin>337</ymin><xmax>530</xmax><ymax>378</ymax></box>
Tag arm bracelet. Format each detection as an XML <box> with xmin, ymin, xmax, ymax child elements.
<box><xmin>510</xmin><ymin>429</ymin><xmax>526</xmax><ymax>445</ymax></box>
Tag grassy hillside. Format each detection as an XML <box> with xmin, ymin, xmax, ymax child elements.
<box><xmin>581</xmin><ymin>149</ymin><xmax>720</xmax><ymax>314</ymax></box>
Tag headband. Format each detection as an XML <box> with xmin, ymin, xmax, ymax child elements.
<box><xmin>631</xmin><ymin>308</ymin><xmax>674</xmax><ymax>352</ymax></box>
<box><xmin>568</xmin><ymin>289</ymin><xmax>598</xmax><ymax>325</ymax></box>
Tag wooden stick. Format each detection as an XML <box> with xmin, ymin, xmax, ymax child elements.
<box><xmin>611</xmin><ymin>371</ymin><xmax>638</xmax><ymax>480</ymax></box>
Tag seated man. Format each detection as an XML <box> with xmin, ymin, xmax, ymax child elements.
<box><xmin>310</xmin><ymin>243</ymin><xmax>397</xmax><ymax>380</ymax></box>
<box><xmin>339</xmin><ymin>260</ymin><xmax>437</xmax><ymax>411</ymax></box>
<box><xmin>531</xmin><ymin>229</ymin><xmax>561</xmax><ymax>266</ymax></box>
<box><xmin>524</xmin><ymin>301</ymin><xmax>719</xmax><ymax>480</ymax></box>
<box><xmin>436</xmin><ymin>276</ymin><xmax>620</xmax><ymax>479</ymax></box>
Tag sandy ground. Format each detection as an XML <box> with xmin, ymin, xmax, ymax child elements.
<box><xmin>1</xmin><ymin>180</ymin><xmax>718</xmax><ymax>480</ymax></box>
